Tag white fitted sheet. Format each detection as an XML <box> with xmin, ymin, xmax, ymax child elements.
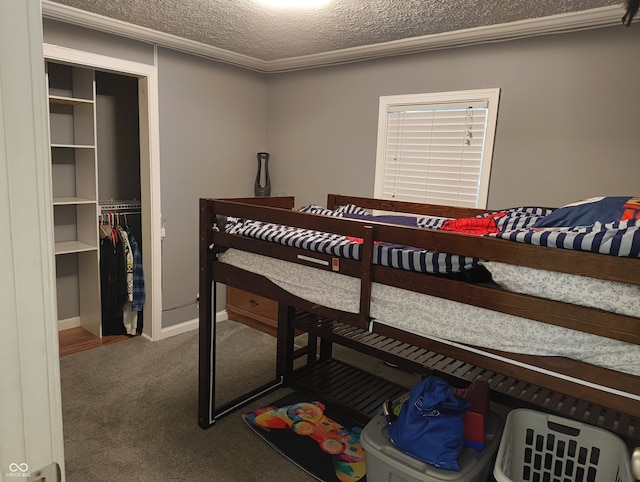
<box><xmin>481</xmin><ymin>261</ymin><xmax>640</xmax><ymax>318</ymax></box>
<box><xmin>218</xmin><ymin>249</ymin><xmax>640</xmax><ymax>378</ymax></box>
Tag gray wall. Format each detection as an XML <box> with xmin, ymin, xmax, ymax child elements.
<box><xmin>266</xmin><ymin>25</ymin><xmax>640</xmax><ymax>210</ymax></box>
<box><xmin>96</xmin><ymin>71</ymin><xmax>141</xmax><ymax>201</ymax></box>
<box><xmin>157</xmin><ymin>48</ymin><xmax>267</xmax><ymax>326</ymax></box>
<box><xmin>42</xmin><ymin>19</ymin><xmax>640</xmax><ymax>329</ymax></box>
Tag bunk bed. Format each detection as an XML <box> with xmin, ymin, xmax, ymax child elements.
<box><xmin>198</xmin><ymin>194</ymin><xmax>640</xmax><ymax>443</ymax></box>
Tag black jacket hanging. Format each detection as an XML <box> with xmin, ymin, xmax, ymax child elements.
<box><xmin>100</xmin><ymin>233</ymin><xmax>128</xmax><ymax>336</ymax></box>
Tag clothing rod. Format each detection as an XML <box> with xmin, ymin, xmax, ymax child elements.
<box><xmin>98</xmin><ymin>211</ymin><xmax>141</xmax><ymax>216</ymax></box>
<box><xmin>98</xmin><ymin>211</ymin><xmax>141</xmax><ymax>218</ymax></box>
<box><xmin>99</xmin><ymin>200</ymin><xmax>141</xmax><ymax>211</ymax></box>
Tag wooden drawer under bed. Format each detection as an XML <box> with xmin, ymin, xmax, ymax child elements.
<box><xmin>226</xmin><ymin>286</ymin><xmax>279</xmax><ymax>337</ymax></box>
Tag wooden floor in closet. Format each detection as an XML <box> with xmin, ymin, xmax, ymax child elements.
<box><xmin>58</xmin><ymin>327</ymin><xmax>132</xmax><ymax>357</ymax></box>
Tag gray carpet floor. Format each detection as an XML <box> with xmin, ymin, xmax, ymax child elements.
<box><xmin>60</xmin><ymin>320</ymin><xmax>420</xmax><ymax>481</ymax></box>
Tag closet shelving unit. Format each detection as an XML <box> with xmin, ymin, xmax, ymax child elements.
<box><xmin>47</xmin><ymin>62</ymin><xmax>101</xmax><ymax>337</ymax></box>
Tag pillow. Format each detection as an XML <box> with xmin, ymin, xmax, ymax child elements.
<box><xmin>342</xmin><ymin>211</ymin><xmax>418</xmax><ymax>227</ymax></box>
<box><xmin>299</xmin><ymin>204</ymin><xmax>372</xmax><ymax>217</ymax></box>
<box><xmin>532</xmin><ymin>196</ymin><xmax>640</xmax><ymax>228</ymax></box>
<box><xmin>334</xmin><ymin>204</ymin><xmax>371</xmax><ymax>216</ymax></box>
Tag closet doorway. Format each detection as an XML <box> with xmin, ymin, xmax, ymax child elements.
<box><xmin>44</xmin><ymin>44</ymin><xmax>162</xmax><ymax>345</ymax></box>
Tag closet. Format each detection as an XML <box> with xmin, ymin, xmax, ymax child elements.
<box><xmin>47</xmin><ymin>61</ymin><xmax>143</xmax><ymax>341</ymax></box>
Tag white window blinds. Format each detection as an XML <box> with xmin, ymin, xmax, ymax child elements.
<box><xmin>375</xmin><ymin>89</ymin><xmax>500</xmax><ymax>209</ymax></box>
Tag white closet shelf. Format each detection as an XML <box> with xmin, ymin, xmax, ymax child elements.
<box><xmin>53</xmin><ymin>196</ymin><xmax>96</xmax><ymax>205</ymax></box>
<box><xmin>48</xmin><ymin>61</ymin><xmax>102</xmax><ymax>338</ymax></box>
<box><xmin>55</xmin><ymin>240</ymin><xmax>98</xmax><ymax>255</ymax></box>
<box><xmin>48</xmin><ymin>95</ymin><xmax>94</xmax><ymax>105</ymax></box>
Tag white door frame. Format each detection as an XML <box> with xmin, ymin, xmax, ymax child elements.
<box><xmin>0</xmin><ymin>1</ymin><xmax>65</xmax><ymax>478</ymax></box>
<box><xmin>43</xmin><ymin>44</ymin><xmax>162</xmax><ymax>341</ymax></box>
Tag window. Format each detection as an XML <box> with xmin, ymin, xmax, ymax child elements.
<box><xmin>374</xmin><ymin>89</ymin><xmax>500</xmax><ymax>208</ymax></box>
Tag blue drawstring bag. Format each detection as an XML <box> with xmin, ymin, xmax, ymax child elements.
<box><xmin>387</xmin><ymin>376</ymin><xmax>470</xmax><ymax>471</ymax></box>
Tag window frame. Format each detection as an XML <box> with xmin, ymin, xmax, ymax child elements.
<box><xmin>374</xmin><ymin>88</ymin><xmax>500</xmax><ymax>209</ymax></box>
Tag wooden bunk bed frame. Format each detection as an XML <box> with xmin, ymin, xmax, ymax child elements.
<box><xmin>198</xmin><ymin>194</ymin><xmax>640</xmax><ymax>443</ymax></box>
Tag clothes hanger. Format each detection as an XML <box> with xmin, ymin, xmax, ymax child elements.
<box><xmin>99</xmin><ymin>213</ymin><xmax>112</xmax><ymax>240</ymax></box>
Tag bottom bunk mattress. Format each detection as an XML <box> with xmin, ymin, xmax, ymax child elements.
<box><xmin>218</xmin><ymin>248</ymin><xmax>640</xmax><ymax>380</ymax></box>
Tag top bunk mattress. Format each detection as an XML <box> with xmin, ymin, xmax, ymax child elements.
<box><xmin>221</xmin><ymin>196</ymin><xmax>640</xmax><ymax>277</ymax></box>
<box><xmin>222</xmin><ymin>203</ymin><xmax>548</xmax><ymax>275</ymax></box>
<box><xmin>216</xmin><ymin>196</ymin><xmax>640</xmax><ymax>321</ymax></box>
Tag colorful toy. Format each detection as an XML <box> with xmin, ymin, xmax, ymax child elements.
<box><xmin>245</xmin><ymin>400</ymin><xmax>366</xmax><ymax>482</ymax></box>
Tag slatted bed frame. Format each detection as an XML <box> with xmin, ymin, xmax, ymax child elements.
<box><xmin>198</xmin><ymin>194</ymin><xmax>640</xmax><ymax>444</ymax></box>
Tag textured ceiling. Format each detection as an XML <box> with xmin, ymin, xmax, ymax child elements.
<box><xmin>48</xmin><ymin>0</ymin><xmax>624</xmax><ymax>62</ymax></box>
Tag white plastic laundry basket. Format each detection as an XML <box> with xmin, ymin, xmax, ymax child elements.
<box><xmin>493</xmin><ymin>409</ymin><xmax>633</xmax><ymax>482</ymax></box>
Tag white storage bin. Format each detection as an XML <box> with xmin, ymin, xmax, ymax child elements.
<box><xmin>361</xmin><ymin>408</ymin><xmax>505</xmax><ymax>482</ymax></box>
<box><xmin>493</xmin><ymin>408</ymin><xmax>633</xmax><ymax>482</ymax></box>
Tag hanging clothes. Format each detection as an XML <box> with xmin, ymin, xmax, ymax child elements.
<box><xmin>120</xmin><ymin>226</ymin><xmax>145</xmax><ymax>335</ymax></box>
<box><xmin>127</xmin><ymin>229</ymin><xmax>146</xmax><ymax>312</ymax></box>
<box><xmin>100</xmin><ymin>227</ymin><xmax>128</xmax><ymax>336</ymax></box>
<box><xmin>98</xmin><ymin>205</ymin><xmax>145</xmax><ymax>336</ymax></box>
<box><xmin>117</xmin><ymin>225</ymin><xmax>137</xmax><ymax>335</ymax></box>
<box><xmin>117</xmin><ymin>225</ymin><xmax>134</xmax><ymax>301</ymax></box>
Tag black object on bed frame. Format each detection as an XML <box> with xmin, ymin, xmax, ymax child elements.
<box><xmin>198</xmin><ymin>195</ymin><xmax>640</xmax><ymax>444</ymax></box>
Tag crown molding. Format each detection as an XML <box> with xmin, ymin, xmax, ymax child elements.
<box><xmin>41</xmin><ymin>0</ymin><xmax>268</xmax><ymax>72</ymax></box>
<box><xmin>268</xmin><ymin>5</ymin><xmax>625</xmax><ymax>72</ymax></box>
<box><xmin>41</xmin><ymin>1</ymin><xmax>624</xmax><ymax>74</ymax></box>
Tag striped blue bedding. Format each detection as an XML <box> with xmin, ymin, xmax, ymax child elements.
<box><xmin>489</xmin><ymin>219</ymin><xmax>640</xmax><ymax>257</ymax></box>
<box><xmin>222</xmin><ymin>204</ymin><xmax>640</xmax><ymax>275</ymax></box>
<box><xmin>226</xmin><ymin>205</ymin><xmax>474</xmax><ymax>274</ymax></box>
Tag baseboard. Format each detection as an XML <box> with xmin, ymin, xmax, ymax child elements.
<box><xmin>157</xmin><ymin>310</ymin><xmax>229</xmax><ymax>340</ymax></box>
<box><xmin>58</xmin><ymin>316</ymin><xmax>81</xmax><ymax>331</ymax></box>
